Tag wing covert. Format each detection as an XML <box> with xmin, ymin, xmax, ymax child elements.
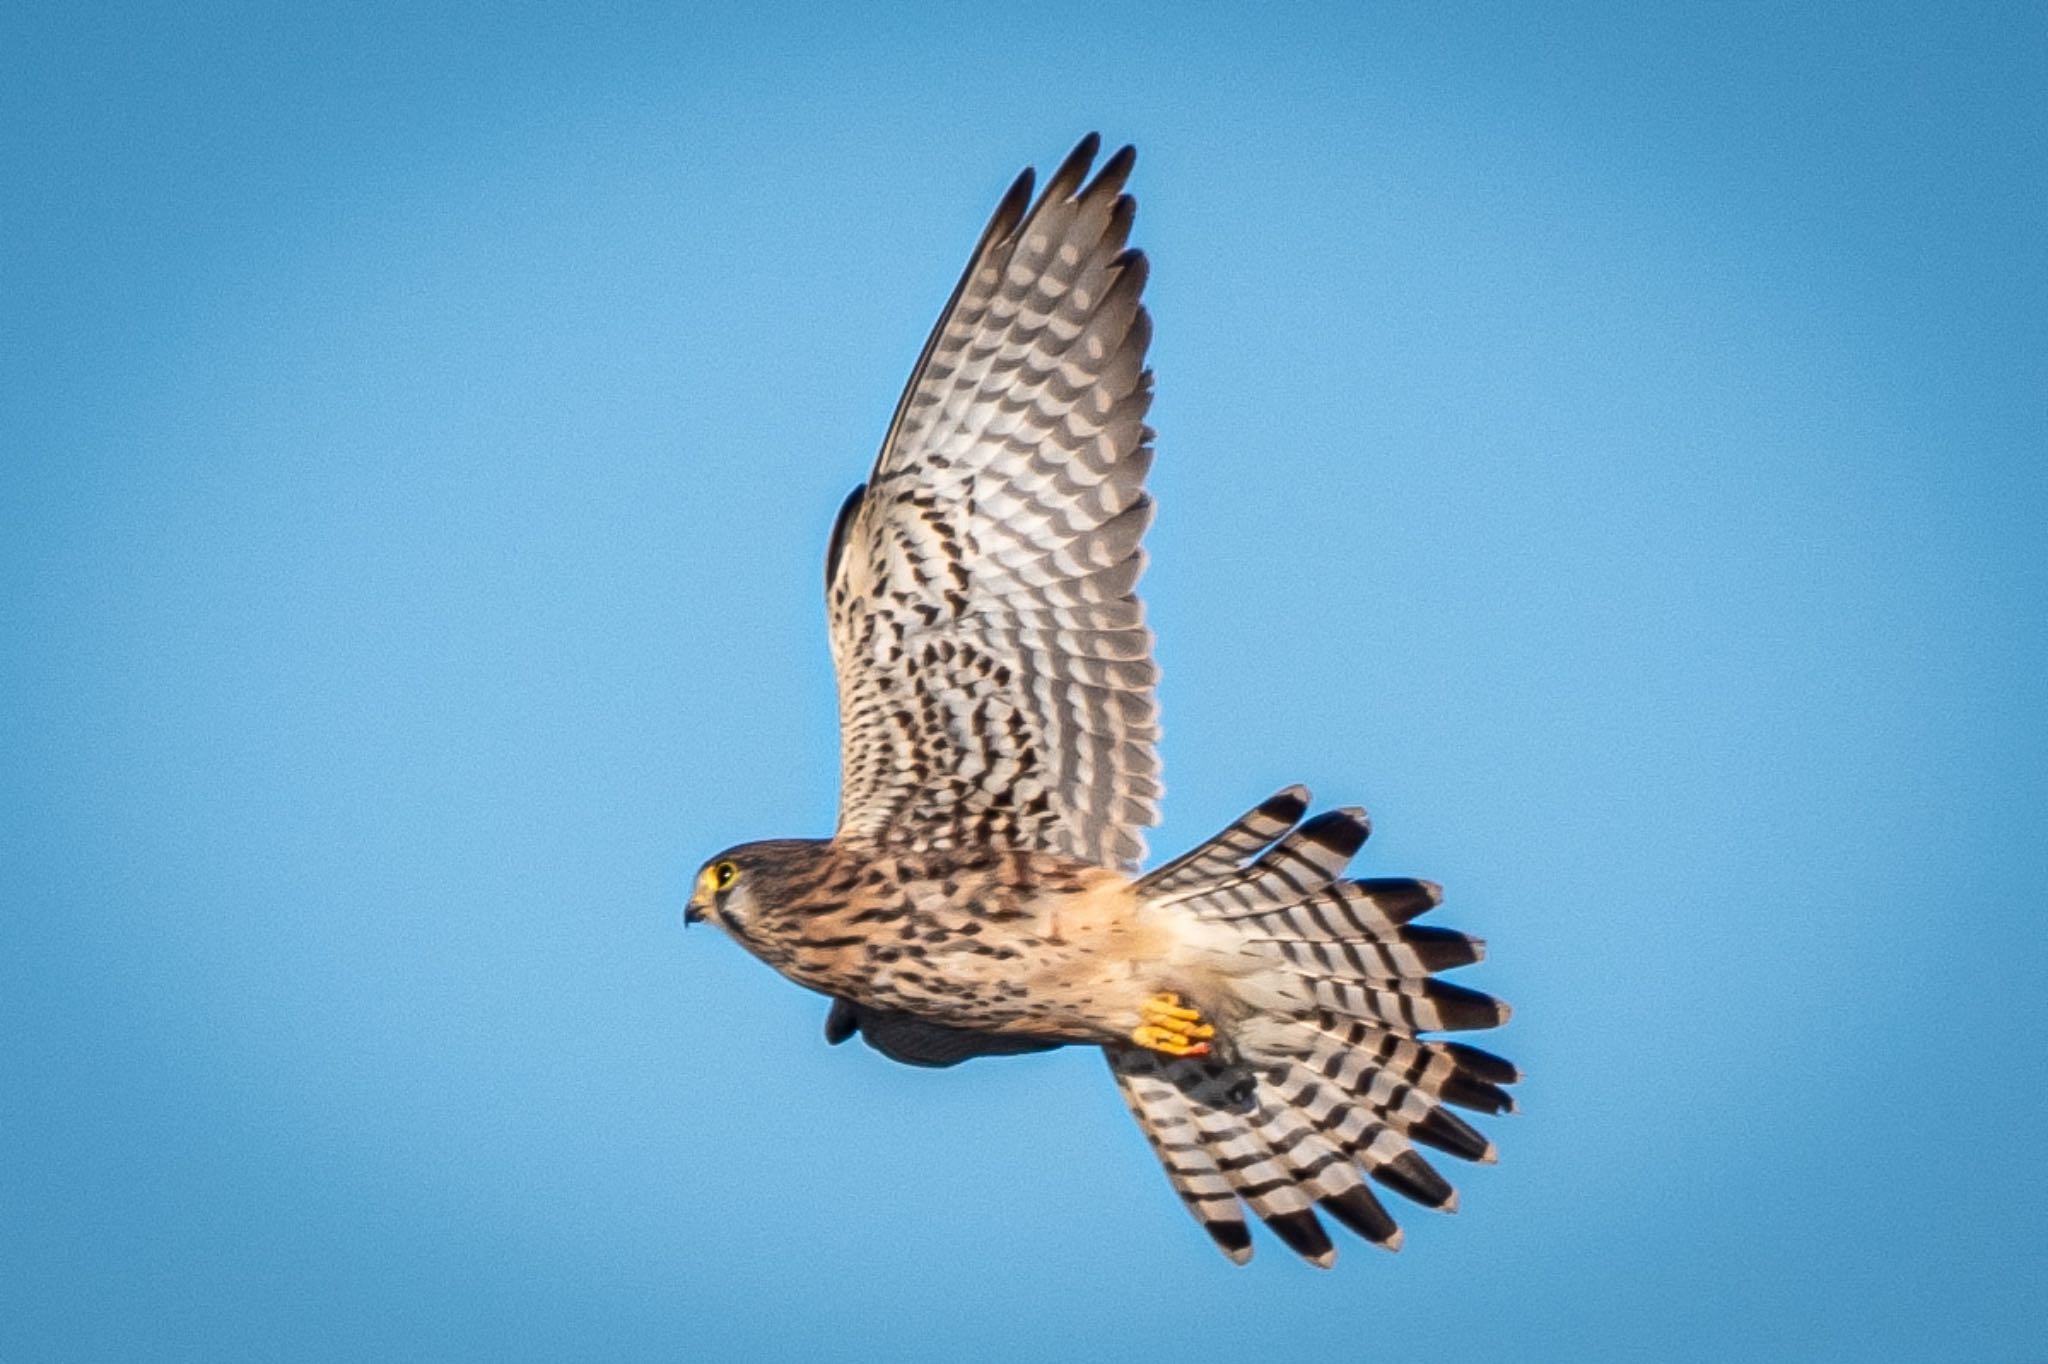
<box><xmin>827</xmin><ymin>136</ymin><xmax>1161</xmax><ymax>869</ymax></box>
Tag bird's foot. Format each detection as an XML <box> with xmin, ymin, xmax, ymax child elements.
<box><xmin>1131</xmin><ymin>992</ymin><xmax>1216</xmax><ymax>1058</ymax></box>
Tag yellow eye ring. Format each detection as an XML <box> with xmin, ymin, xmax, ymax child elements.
<box><xmin>711</xmin><ymin>860</ymin><xmax>739</xmax><ymax>891</ymax></box>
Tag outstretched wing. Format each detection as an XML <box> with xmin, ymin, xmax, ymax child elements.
<box><xmin>827</xmin><ymin>135</ymin><xmax>1161</xmax><ymax>870</ymax></box>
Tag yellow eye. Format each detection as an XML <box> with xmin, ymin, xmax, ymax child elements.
<box><xmin>711</xmin><ymin>860</ymin><xmax>739</xmax><ymax>891</ymax></box>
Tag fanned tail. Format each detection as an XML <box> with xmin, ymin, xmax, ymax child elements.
<box><xmin>1110</xmin><ymin>787</ymin><xmax>1517</xmax><ymax>1266</ymax></box>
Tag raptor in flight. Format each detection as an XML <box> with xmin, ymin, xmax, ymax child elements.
<box><xmin>687</xmin><ymin>136</ymin><xmax>1516</xmax><ymax>1266</ymax></box>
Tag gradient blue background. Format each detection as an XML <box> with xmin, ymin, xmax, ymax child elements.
<box><xmin>6</xmin><ymin>3</ymin><xmax>2044</xmax><ymax>1359</ymax></box>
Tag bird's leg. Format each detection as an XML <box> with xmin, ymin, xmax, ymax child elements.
<box><xmin>1130</xmin><ymin>992</ymin><xmax>1216</xmax><ymax>1058</ymax></box>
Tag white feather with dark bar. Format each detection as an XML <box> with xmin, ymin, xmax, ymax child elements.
<box><xmin>828</xmin><ymin>135</ymin><xmax>1161</xmax><ymax>871</ymax></box>
<box><xmin>1111</xmin><ymin>791</ymin><xmax>1518</xmax><ymax>1264</ymax></box>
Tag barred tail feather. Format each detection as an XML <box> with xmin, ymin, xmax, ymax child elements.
<box><xmin>1112</xmin><ymin>1048</ymin><xmax>1398</xmax><ymax>1266</ymax></box>
<box><xmin>1117</xmin><ymin>787</ymin><xmax>1518</xmax><ymax>1265</ymax></box>
<box><xmin>1140</xmin><ymin>786</ymin><xmax>1310</xmax><ymax>894</ymax></box>
<box><xmin>1110</xmin><ymin>1051</ymin><xmax>1255</xmax><ymax>1259</ymax></box>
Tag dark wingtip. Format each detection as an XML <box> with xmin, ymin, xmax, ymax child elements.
<box><xmin>1297</xmin><ymin>809</ymin><xmax>1372</xmax><ymax>863</ymax></box>
<box><xmin>989</xmin><ymin>166</ymin><xmax>1035</xmax><ymax>241</ymax></box>
<box><xmin>1261</xmin><ymin>785</ymin><xmax>1312</xmax><ymax>826</ymax></box>
<box><xmin>1372</xmin><ymin>1151</ymin><xmax>1458</xmax><ymax>1211</ymax></box>
<box><xmin>1263</xmin><ymin>1208</ymin><xmax>1336</xmax><ymax>1267</ymax></box>
<box><xmin>1321</xmin><ymin>1184</ymin><xmax>1402</xmax><ymax>1249</ymax></box>
<box><xmin>1106</xmin><ymin>192</ymin><xmax>1137</xmax><ymax>251</ymax></box>
<box><xmin>1401</xmin><ymin>924</ymin><xmax>1484</xmax><ymax>970</ymax></box>
<box><xmin>1412</xmin><ymin>1106</ymin><xmax>1496</xmax><ymax>1164</ymax></box>
<box><xmin>1205</xmin><ymin>1217</ymin><xmax>1254</xmax><ymax>1264</ymax></box>
<box><xmin>823</xmin><ymin>998</ymin><xmax>858</xmax><ymax>1045</ymax></box>
<box><xmin>1446</xmin><ymin>1042</ymin><xmax>1522</xmax><ymax>1085</ymax></box>
<box><xmin>1425</xmin><ymin>978</ymin><xmax>1511</xmax><ymax>1031</ymax></box>
<box><xmin>1440</xmin><ymin>1072</ymin><xmax>1517</xmax><ymax>1116</ymax></box>
<box><xmin>1088</xmin><ymin>142</ymin><xmax>1137</xmax><ymax>199</ymax></box>
<box><xmin>1045</xmin><ymin>134</ymin><xmax>1102</xmax><ymax>202</ymax></box>
<box><xmin>1353</xmin><ymin>877</ymin><xmax>1443</xmax><ymax>925</ymax></box>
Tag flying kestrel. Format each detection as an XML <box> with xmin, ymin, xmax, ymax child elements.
<box><xmin>687</xmin><ymin>135</ymin><xmax>1516</xmax><ymax>1266</ymax></box>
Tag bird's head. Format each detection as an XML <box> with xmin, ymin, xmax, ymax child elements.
<box><xmin>684</xmin><ymin>838</ymin><xmax>829</xmax><ymax>939</ymax></box>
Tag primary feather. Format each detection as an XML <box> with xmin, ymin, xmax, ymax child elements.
<box><xmin>827</xmin><ymin>134</ymin><xmax>1161</xmax><ymax>871</ymax></box>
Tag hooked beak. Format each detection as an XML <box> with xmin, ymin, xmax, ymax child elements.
<box><xmin>684</xmin><ymin>893</ymin><xmax>706</xmax><ymax>928</ymax></box>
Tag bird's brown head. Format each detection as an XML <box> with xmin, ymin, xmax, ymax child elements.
<box><xmin>685</xmin><ymin>838</ymin><xmax>830</xmax><ymax>939</ymax></box>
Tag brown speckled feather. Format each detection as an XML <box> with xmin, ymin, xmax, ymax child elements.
<box><xmin>828</xmin><ymin>135</ymin><xmax>1161</xmax><ymax>871</ymax></box>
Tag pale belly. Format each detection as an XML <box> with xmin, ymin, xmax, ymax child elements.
<box><xmin>743</xmin><ymin>870</ymin><xmax>1170</xmax><ymax>1043</ymax></box>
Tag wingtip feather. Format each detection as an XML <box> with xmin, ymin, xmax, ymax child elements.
<box><xmin>1089</xmin><ymin>142</ymin><xmax>1137</xmax><ymax>200</ymax></box>
<box><xmin>1263</xmin><ymin>785</ymin><xmax>1312</xmax><ymax>824</ymax></box>
<box><xmin>1205</xmin><ymin>1218</ymin><xmax>1254</xmax><ymax>1264</ymax></box>
<box><xmin>990</xmin><ymin>166</ymin><xmax>1035</xmax><ymax>241</ymax></box>
<box><xmin>1045</xmin><ymin>133</ymin><xmax>1101</xmax><ymax>202</ymax></box>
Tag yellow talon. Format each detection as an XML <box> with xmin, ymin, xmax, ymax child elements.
<box><xmin>1131</xmin><ymin>992</ymin><xmax>1217</xmax><ymax>1057</ymax></box>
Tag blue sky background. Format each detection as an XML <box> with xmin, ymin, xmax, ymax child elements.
<box><xmin>5</xmin><ymin>3</ymin><xmax>2044</xmax><ymax>1359</ymax></box>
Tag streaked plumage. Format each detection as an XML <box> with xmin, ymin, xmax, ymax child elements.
<box><xmin>688</xmin><ymin>136</ymin><xmax>1516</xmax><ymax>1266</ymax></box>
<box><xmin>827</xmin><ymin>138</ymin><xmax>1160</xmax><ymax>871</ymax></box>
